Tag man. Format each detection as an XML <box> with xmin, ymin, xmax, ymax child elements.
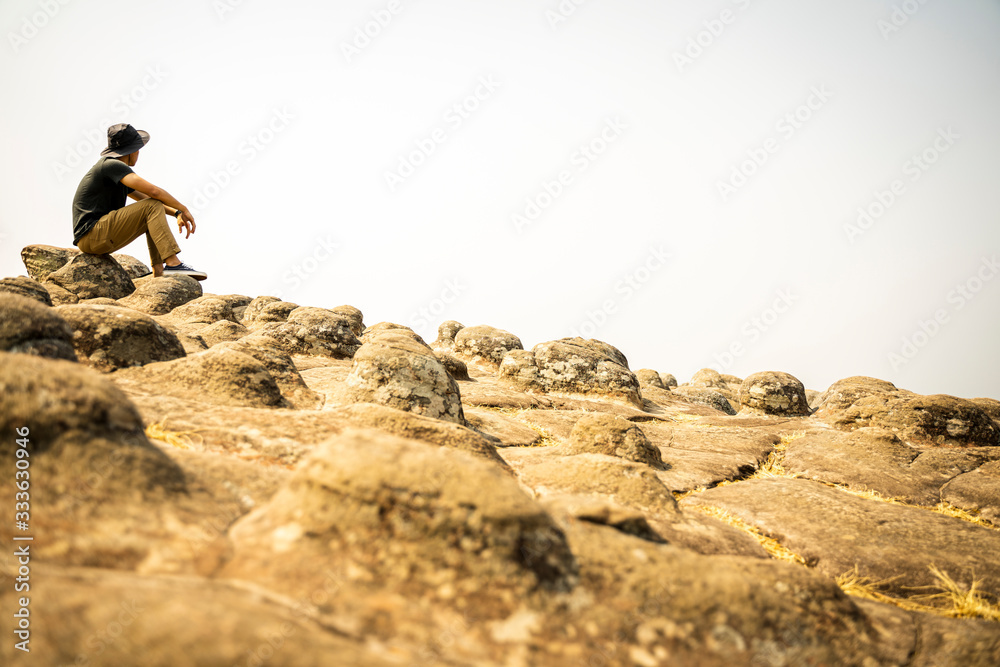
<box><xmin>72</xmin><ymin>123</ymin><xmax>207</xmax><ymax>280</ymax></box>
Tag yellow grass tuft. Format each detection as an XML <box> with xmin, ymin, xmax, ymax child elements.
<box><xmin>921</xmin><ymin>565</ymin><xmax>1000</xmax><ymax>621</ymax></box>
<box><xmin>695</xmin><ymin>505</ymin><xmax>808</xmax><ymax>566</ymax></box>
<box><xmin>145</xmin><ymin>420</ymin><xmax>202</xmax><ymax>450</ymax></box>
<box><xmin>933</xmin><ymin>502</ymin><xmax>997</xmax><ymax>530</ymax></box>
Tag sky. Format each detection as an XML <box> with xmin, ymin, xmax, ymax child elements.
<box><xmin>1</xmin><ymin>0</ymin><xmax>998</xmax><ymax>400</ymax></box>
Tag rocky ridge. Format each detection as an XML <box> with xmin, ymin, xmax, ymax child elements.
<box><xmin>2</xmin><ymin>246</ymin><xmax>999</xmax><ymax>666</ymax></box>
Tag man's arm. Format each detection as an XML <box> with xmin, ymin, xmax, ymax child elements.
<box><xmin>120</xmin><ymin>172</ymin><xmax>195</xmax><ymax>236</ymax></box>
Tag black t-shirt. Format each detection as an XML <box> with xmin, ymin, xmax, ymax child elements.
<box><xmin>71</xmin><ymin>157</ymin><xmax>135</xmax><ymax>244</ymax></box>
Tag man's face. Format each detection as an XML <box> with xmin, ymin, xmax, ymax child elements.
<box><xmin>127</xmin><ymin>151</ymin><xmax>139</xmax><ymax>167</ymax></box>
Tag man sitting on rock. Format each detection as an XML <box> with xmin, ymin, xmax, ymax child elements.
<box><xmin>72</xmin><ymin>123</ymin><xmax>208</xmax><ymax>280</ymax></box>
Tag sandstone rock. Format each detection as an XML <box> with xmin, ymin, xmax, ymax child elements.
<box><xmin>20</xmin><ymin>243</ymin><xmax>77</xmax><ymax>280</ymax></box>
<box><xmin>463</xmin><ymin>407</ymin><xmax>542</xmax><ymax>447</ymax></box>
<box><xmin>815</xmin><ymin>375</ymin><xmax>901</xmax><ymax>414</ymax></box>
<box><xmin>0</xmin><ymin>293</ymin><xmax>76</xmax><ymax>361</ymax></box>
<box><xmin>80</xmin><ymin>297</ymin><xmax>119</xmax><ymax>306</ymax></box>
<box><xmin>113</xmin><ymin>347</ymin><xmax>288</xmax><ymax>409</ymax></box>
<box><xmin>565</xmin><ymin>414</ymin><xmax>666</xmax><ymax>469</ymax></box>
<box><xmin>681</xmin><ymin>477</ymin><xmax>1000</xmax><ymax>601</ymax></box>
<box><xmin>970</xmin><ymin>397</ymin><xmax>1000</xmax><ymax>423</ymax></box>
<box><xmin>56</xmin><ymin>304</ymin><xmax>186</xmax><ymax>372</ymax></box>
<box><xmin>360</xmin><ymin>321</ymin><xmax>427</xmax><ymax>345</ymax></box>
<box><xmin>689</xmin><ymin>367</ymin><xmax>726</xmax><ymax>388</ymax></box>
<box><xmin>831</xmin><ymin>393</ymin><xmax>1000</xmax><ymax>447</ymax></box>
<box><xmin>216</xmin><ymin>339</ymin><xmax>324</xmax><ymax>409</ymax></box>
<box><xmin>342</xmin><ymin>331</ymin><xmax>464</xmax><ymax>424</ymax></box>
<box><xmin>941</xmin><ymin>460</ymin><xmax>1000</xmax><ymax>524</ymax></box>
<box><xmin>210</xmin><ymin>293</ymin><xmax>253</xmax><ymax>320</ymax></box>
<box><xmin>193</xmin><ymin>319</ymin><xmax>249</xmax><ymax>347</ymax></box>
<box><xmin>659</xmin><ymin>372</ymin><xmax>678</xmax><ymax>389</ymax></box>
<box><xmin>222</xmin><ymin>429</ymin><xmax>577</xmax><ymax>605</ymax></box>
<box><xmin>738</xmin><ymin>371</ymin><xmax>811</xmax><ymax>416</ymax></box>
<box><xmin>498</xmin><ymin>338</ymin><xmax>643</xmax><ymax>408</ymax></box>
<box><xmin>453</xmin><ymin>324</ymin><xmax>523</xmax><ymax>369</ymax></box>
<box><xmin>671</xmin><ymin>385</ymin><xmax>737</xmax><ymax>415</ymax></box>
<box><xmin>45</xmin><ymin>252</ymin><xmax>135</xmax><ymax>300</ymax></box>
<box><xmin>248</xmin><ymin>306</ymin><xmax>361</xmax><ymax>359</ymax></box>
<box><xmin>166</xmin><ymin>295</ymin><xmax>238</xmax><ymax>325</ymax></box>
<box><xmin>43</xmin><ymin>281</ymin><xmax>81</xmax><ymax>305</ymax></box>
<box><xmin>330</xmin><ymin>403</ymin><xmax>510</xmax><ymax>471</ymax></box>
<box><xmin>0</xmin><ymin>275</ymin><xmax>53</xmax><ymax>305</ymax></box>
<box><xmin>433</xmin><ymin>350</ymin><xmax>470</xmax><ymax>380</ymax></box>
<box><xmin>242</xmin><ymin>298</ymin><xmax>299</xmax><ymax>329</ymax></box>
<box><xmin>432</xmin><ymin>319</ymin><xmax>465</xmax><ymax>350</ymax></box>
<box><xmin>111</xmin><ymin>252</ymin><xmax>152</xmax><ymax>278</ymax></box>
<box><xmin>117</xmin><ymin>275</ymin><xmax>202</xmax><ymax>315</ymax></box>
<box><xmin>331</xmin><ymin>304</ymin><xmax>364</xmax><ymax>335</ymax></box>
<box><xmin>635</xmin><ymin>368</ymin><xmax>664</xmax><ymax>388</ymax></box>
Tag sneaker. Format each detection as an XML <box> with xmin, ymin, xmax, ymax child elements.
<box><xmin>163</xmin><ymin>262</ymin><xmax>208</xmax><ymax>281</ymax></box>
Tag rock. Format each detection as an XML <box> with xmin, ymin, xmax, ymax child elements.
<box><xmin>216</xmin><ymin>339</ymin><xmax>324</xmax><ymax>409</ymax></box>
<box><xmin>737</xmin><ymin>371</ymin><xmax>811</xmax><ymax>416</ymax></box>
<box><xmin>341</xmin><ymin>331</ymin><xmax>464</xmax><ymax>424</ymax></box>
<box><xmin>565</xmin><ymin>414</ymin><xmax>666</xmax><ymax>469</ymax></box>
<box><xmin>681</xmin><ymin>477</ymin><xmax>1000</xmax><ymax>601</ymax></box>
<box><xmin>117</xmin><ymin>276</ymin><xmax>202</xmax><ymax>315</ymax></box>
<box><xmin>498</xmin><ymin>338</ymin><xmax>643</xmax><ymax>408</ymax></box>
<box><xmin>659</xmin><ymin>373</ymin><xmax>678</xmax><ymax>389</ymax></box>
<box><xmin>43</xmin><ymin>281</ymin><xmax>80</xmax><ymax>305</ymax></box>
<box><xmin>463</xmin><ymin>407</ymin><xmax>542</xmax><ymax>447</ymax></box>
<box><xmin>433</xmin><ymin>350</ymin><xmax>470</xmax><ymax>380</ymax></box>
<box><xmin>689</xmin><ymin>367</ymin><xmax>726</xmax><ymax>388</ymax></box>
<box><xmin>0</xmin><ymin>275</ymin><xmax>53</xmax><ymax>305</ymax></box>
<box><xmin>45</xmin><ymin>252</ymin><xmax>135</xmax><ymax>300</ymax></box>
<box><xmin>453</xmin><ymin>324</ymin><xmax>523</xmax><ymax>369</ymax></box>
<box><xmin>330</xmin><ymin>403</ymin><xmax>510</xmax><ymax>471</ymax></box>
<box><xmin>249</xmin><ymin>307</ymin><xmax>361</xmax><ymax>359</ymax></box>
<box><xmin>782</xmin><ymin>427</ymin><xmax>1000</xmax><ymax>505</ymax></box>
<box><xmin>360</xmin><ymin>322</ymin><xmax>427</xmax><ymax>345</ymax></box>
<box><xmin>242</xmin><ymin>298</ymin><xmax>299</xmax><ymax>329</ymax></box>
<box><xmin>0</xmin><ymin>293</ymin><xmax>76</xmax><ymax>361</ymax></box>
<box><xmin>635</xmin><ymin>368</ymin><xmax>664</xmax><ymax>388</ymax></box>
<box><xmin>670</xmin><ymin>386</ymin><xmax>737</xmax><ymax>415</ymax></box>
<box><xmin>211</xmin><ymin>293</ymin><xmax>253</xmax><ymax>320</ymax></box>
<box><xmin>165</xmin><ymin>295</ymin><xmax>238</xmax><ymax>325</ymax></box>
<box><xmin>194</xmin><ymin>319</ymin><xmax>249</xmax><ymax>347</ymax></box>
<box><xmin>20</xmin><ymin>243</ymin><xmax>78</xmax><ymax>281</ymax></box>
<box><xmin>331</xmin><ymin>304</ymin><xmax>364</xmax><ymax>335</ymax></box>
<box><xmin>113</xmin><ymin>347</ymin><xmax>288</xmax><ymax>409</ymax></box>
<box><xmin>542</xmin><ymin>495</ymin><xmax>665</xmax><ymax>543</ymax></box>
<box><xmin>432</xmin><ymin>319</ymin><xmax>465</xmax><ymax>350</ymax></box>
<box><xmin>222</xmin><ymin>429</ymin><xmax>577</xmax><ymax>605</ymax></box>
<box><xmin>111</xmin><ymin>252</ymin><xmax>151</xmax><ymax>278</ymax></box>
<box><xmin>970</xmin><ymin>397</ymin><xmax>1000</xmax><ymax>423</ymax></box>
<box><xmin>80</xmin><ymin>297</ymin><xmax>119</xmax><ymax>306</ymax></box>
<box><xmin>941</xmin><ymin>460</ymin><xmax>1000</xmax><ymax>524</ymax></box>
<box><xmin>830</xmin><ymin>393</ymin><xmax>1000</xmax><ymax>447</ymax></box>
<box><xmin>815</xmin><ymin>375</ymin><xmax>901</xmax><ymax>414</ymax></box>
<box><xmin>56</xmin><ymin>304</ymin><xmax>186</xmax><ymax>372</ymax></box>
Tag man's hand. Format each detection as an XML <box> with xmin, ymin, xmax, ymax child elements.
<box><xmin>177</xmin><ymin>211</ymin><xmax>196</xmax><ymax>239</ymax></box>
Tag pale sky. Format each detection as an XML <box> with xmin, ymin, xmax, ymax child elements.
<box><xmin>1</xmin><ymin>0</ymin><xmax>998</xmax><ymax>399</ymax></box>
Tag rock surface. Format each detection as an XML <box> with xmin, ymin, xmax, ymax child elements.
<box><xmin>0</xmin><ymin>293</ymin><xmax>77</xmax><ymax>361</ymax></box>
<box><xmin>0</xmin><ymin>275</ymin><xmax>53</xmax><ymax>305</ymax></box>
<box><xmin>57</xmin><ymin>304</ymin><xmax>186</xmax><ymax>372</ymax></box>
<box><xmin>117</xmin><ymin>275</ymin><xmax>202</xmax><ymax>314</ymax></box>
<box><xmin>738</xmin><ymin>370</ymin><xmax>812</xmax><ymax>416</ymax></box>
<box><xmin>453</xmin><ymin>324</ymin><xmax>523</xmax><ymax>369</ymax></box>
<box><xmin>45</xmin><ymin>252</ymin><xmax>136</xmax><ymax>300</ymax></box>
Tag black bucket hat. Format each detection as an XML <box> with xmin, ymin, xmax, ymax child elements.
<box><xmin>101</xmin><ymin>123</ymin><xmax>150</xmax><ymax>157</ymax></box>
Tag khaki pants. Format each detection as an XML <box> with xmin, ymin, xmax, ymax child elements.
<box><xmin>77</xmin><ymin>199</ymin><xmax>181</xmax><ymax>266</ymax></box>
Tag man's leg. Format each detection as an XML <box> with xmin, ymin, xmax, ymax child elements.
<box><xmin>78</xmin><ymin>199</ymin><xmax>182</xmax><ymax>272</ymax></box>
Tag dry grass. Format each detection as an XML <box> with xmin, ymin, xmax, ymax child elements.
<box><xmin>837</xmin><ymin>566</ymin><xmax>1000</xmax><ymax>622</ymax></box>
<box><xmin>831</xmin><ymin>486</ymin><xmax>997</xmax><ymax>530</ymax></box>
<box><xmin>145</xmin><ymin>420</ymin><xmax>202</xmax><ymax>450</ymax></box>
<box><xmin>694</xmin><ymin>505</ymin><xmax>809</xmax><ymax>566</ymax></box>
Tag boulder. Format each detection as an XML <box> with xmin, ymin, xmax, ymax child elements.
<box><xmin>432</xmin><ymin>319</ymin><xmax>465</xmax><ymax>350</ymax></box>
<box><xmin>342</xmin><ymin>331</ymin><xmax>464</xmax><ymax>424</ymax></box>
<box><xmin>659</xmin><ymin>372</ymin><xmax>678</xmax><ymax>389</ymax></box>
<box><xmin>45</xmin><ymin>252</ymin><xmax>135</xmax><ymax>300</ymax></box>
<box><xmin>117</xmin><ymin>275</ymin><xmax>202</xmax><ymax>315</ymax></box>
<box><xmin>671</xmin><ymin>386</ymin><xmax>737</xmax><ymax>415</ymax></box>
<box><xmin>111</xmin><ymin>252</ymin><xmax>151</xmax><ymax>278</ymax></box>
<box><xmin>165</xmin><ymin>295</ymin><xmax>238</xmax><ymax>325</ymax></box>
<box><xmin>970</xmin><ymin>397</ymin><xmax>1000</xmax><ymax>423</ymax></box>
<box><xmin>499</xmin><ymin>338</ymin><xmax>643</xmax><ymax>408</ymax></box>
<box><xmin>56</xmin><ymin>304</ymin><xmax>186</xmax><ymax>372</ymax></box>
<box><xmin>113</xmin><ymin>347</ymin><xmax>288</xmax><ymax>409</ymax></box>
<box><xmin>221</xmin><ymin>429</ymin><xmax>577</xmax><ymax>604</ymax></box>
<box><xmin>0</xmin><ymin>293</ymin><xmax>76</xmax><ymax>361</ymax></box>
<box><xmin>433</xmin><ymin>350</ymin><xmax>470</xmax><ymax>380</ymax></box>
<box><xmin>564</xmin><ymin>414</ymin><xmax>666</xmax><ymax>469</ymax></box>
<box><xmin>453</xmin><ymin>324</ymin><xmax>523</xmax><ymax>369</ymax></box>
<box><xmin>20</xmin><ymin>243</ymin><xmax>77</xmax><ymax>280</ymax></box>
<box><xmin>331</xmin><ymin>304</ymin><xmax>364</xmax><ymax>336</ymax></box>
<box><xmin>43</xmin><ymin>281</ymin><xmax>81</xmax><ymax>305</ymax></box>
<box><xmin>193</xmin><ymin>319</ymin><xmax>249</xmax><ymax>347</ymax></box>
<box><xmin>942</xmin><ymin>460</ymin><xmax>1000</xmax><ymax>524</ymax></box>
<box><xmin>635</xmin><ymin>368</ymin><xmax>664</xmax><ymax>388</ymax></box>
<box><xmin>216</xmin><ymin>339</ymin><xmax>324</xmax><ymax>409</ymax></box>
<box><xmin>211</xmin><ymin>293</ymin><xmax>253</xmax><ymax>320</ymax></box>
<box><xmin>463</xmin><ymin>407</ymin><xmax>542</xmax><ymax>447</ymax></box>
<box><xmin>830</xmin><ymin>393</ymin><xmax>1000</xmax><ymax>447</ymax></box>
<box><xmin>242</xmin><ymin>297</ymin><xmax>299</xmax><ymax>329</ymax></box>
<box><xmin>360</xmin><ymin>321</ymin><xmax>427</xmax><ymax>345</ymax></box>
<box><xmin>737</xmin><ymin>371</ymin><xmax>811</xmax><ymax>416</ymax></box>
<box><xmin>0</xmin><ymin>275</ymin><xmax>53</xmax><ymax>305</ymax></box>
<box><xmin>814</xmin><ymin>375</ymin><xmax>901</xmax><ymax>414</ymax></box>
<box><xmin>248</xmin><ymin>307</ymin><xmax>361</xmax><ymax>359</ymax></box>
<box><xmin>689</xmin><ymin>367</ymin><xmax>727</xmax><ymax>388</ymax></box>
